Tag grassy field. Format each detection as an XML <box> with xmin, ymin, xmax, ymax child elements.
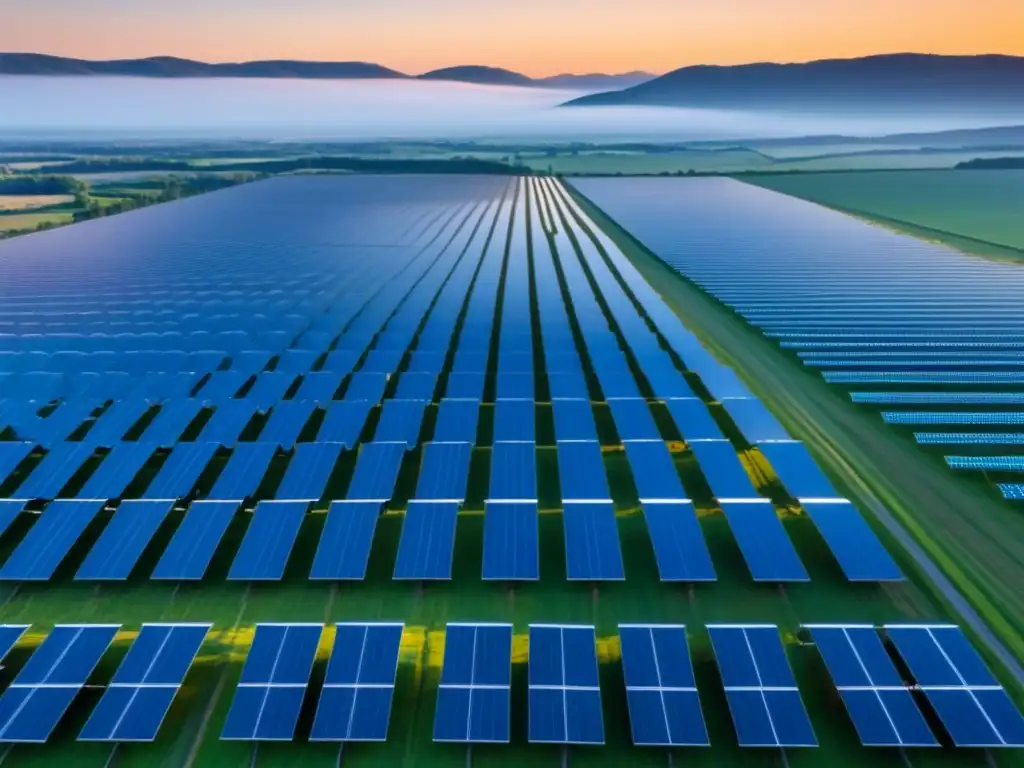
<box><xmin>0</xmin><ymin>194</ymin><xmax>75</xmax><ymax>211</ymax></box>
<box><xmin>744</xmin><ymin>169</ymin><xmax>1024</xmax><ymax>252</ymax></box>
<box><xmin>0</xmin><ymin>210</ymin><xmax>76</xmax><ymax>231</ymax></box>
<box><xmin>520</xmin><ymin>149</ymin><xmax>772</xmax><ymax>174</ymax></box>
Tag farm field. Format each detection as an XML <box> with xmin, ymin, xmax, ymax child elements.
<box><xmin>0</xmin><ymin>210</ymin><xmax>75</xmax><ymax>232</ymax></box>
<box><xmin>0</xmin><ymin>194</ymin><xmax>75</xmax><ymax>211</ymax></box>
<box><xmin>744</xmin><ymin>169</ymin><xmax>1024</xmax><ymax>252</ymax></box>
<box><xmin>0</xmin><ymin>175</ymin><xmax>1021</xmax><ymax>766</ymax></box>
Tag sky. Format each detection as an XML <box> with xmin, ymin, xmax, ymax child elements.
<box><xmin>2</xmin><ymin>0</ymin><xmax>1022</xmax><ymax>77</ymax></box>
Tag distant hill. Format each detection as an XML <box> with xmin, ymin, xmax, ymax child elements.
<box><xmin>0</xmin><ymin>53</ymin><xmax>651</xmax><ymax>90</ymax></box>
<box><xmin>561</xmin><ymin>54</ymin><xmax>1024</xmax><ymax>112</ymax></box>
<box><xmin>956</xmin><ymin>157</ymin><xmax>1024</xmax><ymax>169</ymax></box>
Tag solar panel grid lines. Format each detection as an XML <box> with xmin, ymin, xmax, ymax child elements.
<box><xmin>75</xmin><ymin>499</ymin><xmax>176</xmax><ymax>581</ymax></box>
<box><xmin>618</xmin><ymin>624</ymin><xmax>709</xmax><ymax>747</ymax></box>
<box><xmin>227</xmin><ymin>500</ymin><xmax>310</xmax><ymax>581</ymax></box>
<box><xmin>310</xmin><ymin>622</ymin><xmax>404</xmax><ymax>742</ymax></box>
<box><xmin>882</xmin><ymin>624</ymin><xmax>1024</xmax><ymax>747</ymax></box>
<box><xmin>527</xmin><ymin>624</ymin><xmax>605</xmax><ymax>745</ymax></box>
<box><xmin>0</xmin><ymin>499</ymin><xmax>107</xmax><ymax>581</ymax></box>
<box><xmin>0</xmin><ymin>625</ymin><xmax>29</xmax><ymax>664</ymax></box>
<box><xmin>433</xmin><ymin>622</ymin><xmax>514</xmax><ymax>743</ymax></box>
<box><xmin>151</xmin><ymin>500</ymin><xmax>240</xmax><ymax>581</ymax></box>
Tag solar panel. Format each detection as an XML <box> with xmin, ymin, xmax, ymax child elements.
<box><xmin>757</xmin><ymin>441</ymin><xmax>839</xmax><ymax>500</ymax></box>
<box><xmin>258</xmin><ymin>400</ymin><xmax>316</xmax><ymax>449</ymax></box>
<box><xmin>696</xmin><ymin>365</ymin><xmax>754</xmax><ymax>400</ymax></box>
<box><xmin>344</xmin><ymin>372</ymin><xmax>389</xmax><ymax>403</ymax></box>
<box><xmin>946</xmin><ymin>456</ymin><xmax>1024</xmax><ymax>471</ymax></box>
<box><xmin>194</xmin><ymin>370</ymin><xmax>250</xmax><ymax>403</ymax></box>
<box><xmin>81</xmin><ymin>400</ymin><xmax>152</xmax><ymax>447</ymax></box>
<box><xmin>196</xmin><ymin>399</ymin><xmax>259</xmax><ymax>447</ymax></box>
<box><xmin>394</xmin><ymin>502</ymin><xmax>459</xmax><ymax>580</ymax></box>
<box><xmin>663</xmin><ymin>398</ymin><xmax>723</xmax><ymax>441</ymax></box>
<box><xmin>707</xmin><ymin>624</ymin><xmax>817</xmax><ymax>747</ymax></box>
<box><xmin>0</xmin><ymin>624</ymin><xmax>120</xmax><ymax>742</ymax></box>
<box><xmin>619</xmin><ymin>624</ymin><xmax>709</xmax><ymax>746</ymax></box>
<box><xmin>719</xmin><ymin>500</ymin><xmax>808</xmax><ymax>582</ymax></box>
<box><xmin>689</xmin><ymin>441</ymin><xmax>760</xmax><ymax>500</ymax></box>
<box><xmin>608</xmin><ymin>398</ymin><xmax>661</xmax><ymax>442</ymax></box>
<box><xmin>395</xmin><ymin>372</ymin><xmax>438</xmax><ymax>400</ymax></box>
<box><xmin>138</xmin><ymin>399</ymin><xmax>204</xmax><ymax>447</ymax></box>
<box><xmin>143</xmin><ymin>441</ymin><xmax>219</xmax><ymax>499</ymax></box>
<box><xmin>644</xmin><ymin>365</ymin><xmax>697</xmax><ymax>401</ymax></box>
<box><xmin>828</xmin><ymin>372</ymin><xmax>1024</xmax><ymax>384</ymax></box>
<box><xmin>623</xmin><ymin>440</ymin><xmax>686</xmax><ymax>501</ymax></box>
<box><xmin>596</xmin><ymin>369</ymin><xmax>642</xmax><ymax>401</ymax></box>
<box><xmin>1001</xmin><ymin>484</ymin><xmax>1024</xmax><ymax>500</ymax></box>
<box><xmin>346</xmin><ymin>442</ymin><xmax>406</xmax><ymax>501</ymax></box>
<box><xmin>804</xmin><ymin>624</ymin><xmax>937</xmax><ymax>747</ymax></box>
<box><xmin>434</xmin><ymin>623</ymin><xmax>513</xmax><ymax>743</ymax></box>
<box><xmin>556</xmin><ymin>440</ymin><xmax>609</xmax><ymax>501</ymax></box>
<box><xmin>550</xmin><ymin>398</ymin><xmax>598</xmax><ymax>442</ymax></box>
<box><xmin>918</xmin><ymin>432</ymin><xmax>1024</xmax><ymax>445</ymax></box>
<box><xmin>640</xmin><ymin>501</ymin><xmax>717</xmax><ymax>581</ymax></box>
<box><xmin>322</xmin><ymin>349</ymin><xmax>359</xmax><ymax>374</ymax></box>
<box><xmin>310</xmin><ymin>501</ymin><xmax>382</xmax><ymax>580</ymax></box>
<box><xmin>231</xmin><ymin>350</ymin><xmax>273</xmax><ymax>376</ymax></box>
<box><xmin>208</xmin><ymin>442</ymin><xmax>277</xmax><ymax>500</ymax></box>
<box><xmin>77</xmin><ymin>441</ymin><xmax>157</xmax><ymax>500</ymax></box>
<box><xmin>496</xmin><ymin>372</ymin><xmax>534</xmax><ymax>400</ymax></box>
<box><xmin>0</xmin><ymin>441</ymin><xmax>34</xmax><ymax>488</ymax></box>
<box><xmin>0</xmin><ymin>499</ymin><xmax>105</xmax><ymax>581</ymax></box>
<box><xmin>445</xmin><ymin>372</ymin><xmax>485</xmax><ymax>399</ymax></box>
<box><xmin>277</xmin><ymin>349</ymin><xmax>321</xmax><ymax>373</ymax></box>
<box><xmin>79</xmin><ymin>623</ymin><xmax>211</xmax><ymax>742</ymax></box>
<box><xmin>493</xmin><ymin>399</ymin><xmax>535</xmax><ymax>442</ymax></box>
<box><xmin>528</xmin><ymin>625</ymin><xmax>604</xmax><ymax>744</ymax></box>
<box><xmin>547</xmin><ymin>371</ymin><xmax>590</xmax><ymax>400</ymax></box>
<box><xmin>228</xmin><ymin>500</ymin><xmax>309</xmax><ymax>580</ymax></box>
<box><xmin>13</xmin><ymin>442</ymin><xmax>95</xmax><ymax>500</ymax></box>
<box><xmin>0</xmin><ymin>500</ymin><xmax>24</xmax><ymax>539</ymax></box>
<box><xmin>432</xmin><ymin>399</ymin><xmax>479</xmax><ymax>444</ymax></box>
<box><xmin>482</xmin><ymin>501</ymin><xmax>539</xmax><ymax>580</ymax></box>
<box><xmin>221</xmin><ymin>623</ymin><xmax>323</xmax><ymax>741</ymax></box>
<box><xmin>75</xmin><ymin>500</ymin><xmax>175</xmax><ymax>581</ymax></box>
<box><xmin>247</xmin><ymin>371</ymin><xmax>298</xmax><ymax>409</ymax></box>
<box><xmin>415</xmin><ymin>441</ymin><xmax>472</xmax><ymax>501</ymax></box>
<box><xmin>801</xmin><ymin>501</ymin><xmax>903</xmax><ymax>581</ymax></box>
<box><xmin>407</xmin><ymin>351</ymin><xmax>446</xmax><ymax>374</ymax></box>
<box><xmin>488</xmin><ymin>442</ymin><xmax>536</xmax><ymax>501</ymax></box>
<box><xmin>884</xmin><ymin>624</ymin><xmax>1024</xmax><ymax>747</ymax></box>
<box><xmin>373</xmin><ymin>399</ymin><xmax>427</xmax><ymax>447</ymax></box>
<box><xmin>275</xmin><ymin>441</ymin><xmax>343</xmax><ymax>500</ymax></box>
<box><xmin>151</xmin><ymin>500</ymin><xmax>238</xmax><ymax>580</ymax></box>
<box><xmin>853</xmin><ymin>392</ymin><xmax>1024</xmax><ymax>405</ymax></box>
<box><xmin>884</xmin><ymin>411</ymin><xmax>1024</xmax><ymax>426</ymax></box>
<box><xmin>0</xmin><ymin>624</ymin><xmax>28</xmax><ymax>664</ymax></box>
<box><xmin>294</xmin><ymin>371</ymin><xmax>344</xmax><ymax>403</ymax></box>
<box><xmin>310</xmin><ymin>622</ymin><xmax>404</xmax><ymax>741</ymax></box>
<box><xmin>317</xmin><ymin>400</ymin><xmax>373</xmax><ymax>446</ymax></box>
<box><xmin>720</xmin><ymin>399</ymin><xmax>791</xmax><ymax>443</ymax></box>
<box><xmin>563</xmin><ymin>501</ymin><xmax>624</xmax><ymax>580</ymax></box>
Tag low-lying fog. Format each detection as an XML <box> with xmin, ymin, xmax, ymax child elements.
<box><xmin>2</xmin><ymin>77</ymin><xmax>1020</xmax><ymax>141</ymax></box>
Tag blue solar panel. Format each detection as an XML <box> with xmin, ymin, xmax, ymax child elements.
<box><xmin>853</xmin><ymin>392</ymin><xmax>1024</xmax><ymax>405</ymax></box>
<box><xmin>547</xmin><ymin>371</ymin><xmax>590</xmax><ymax>400</ymax></box>
<box><xmin>689</xmin><ymin>440</ymin><xmax>759</xmax><ymax>500</ymax></box>
<box><xmin>1001</xmin><ymin>484</ymin><xmax>1024</xmax><ymax>500</ymax></box>
<box><xmin>310</xmin><ymin>622</ymin><xmax>404</xmax><ymax>742</ymax></box>
<box><xmin>247</xmin><ymin>372</ymin><xmax>298</xmax><ymax>409</ymax></box>
<box><xmin>415</xmin><ymin>441</ymin><xmax>472</xmax><ymax>501</ymax></box>
<box><xmin>13</xmin><ymin>442</ymin><xmax>95</xmax><ymax>500</ymax></box>
<box><xmin>221</xmin><ymin>623</ymin><xmax>323</xmax><ymax>741</ymax></box>
<box><xmin>551</xmin><ymin>399</ymin><xmax>598</xmax><ymax>442</ymax></box>
<box><xmin>322</xmin><ymin>350</ymin><xmax>359</xmax><ymax>374</ymax></box>
<box><xmin>373</xmin><ymin>399</ymin><xmax>427</xmax><ymax>447</ymax></box>
<box><xmin>720</xmin><ymin>399</ymin><xmax>791</xmax><ymax>443</ymax></box>
<box><xmin>608</xmin><ymin>398</ymin><xmax>661</xmax><ymax>441</ymax></box>
<box><xmin>0</xmin><ymin>624</ymin><xmax>120</xmax><ymax>742</ymax></box>
<box><xmin>497</xmin><ymin>372</ymin><xmax>534</xmax><ymax>399</ymax></box>
<box><xmin>885</xmin><ymin>624</ymin><xmax>1024</xmax><ymax>747</ymax></box>
<box><xmin>231</xmin><ymin>350</ymin><xmax>273</xmax><ymax>376</ymax></box>
<box><xmin>493</xmin><ymin>399</ymin><xmax>535</xmax><ymax>442</ymax></box>
<box><xmin>556</xmin><ymin>440</ymin><xmax>609</xmax><ymax>501</ymax></box>
<box><xmin>596</xmin><ymin>369</ymin><xmax>642</xmax><ymax>400</ymax></box>
<box><xmin>393</xmin><ymin>501</ymin><xmax>459</xmax><ymax>580</ymax></box>
<box><xmin>623</xmin><ymin>440</ymin><xmax>686</xmax><ymax>501</ymax></box>
<box><xmin>488</xmin><ymin>442</ymin><xmax>536</xmax><ymax>501</ymax></box>
<box><xmin>408</xmin><ymin>351</ymin><xmax>446</xmax><ymax>373</ymax></box>
<box><xmin>228</xmin><ymin>500</ymin><xmax>309</xmax><ymax>580</ymax></box>
<box><xmin>946</xmin><ymin>456</ymin><xmax>1024</xmax><ymax>471</ymax></box>
<box><xmin>196</xmin><ymin>399</ymin><xmax>259</xmax><ymax>447</ymax></box>
<box><xmin>0</xmin><ymin>441</ymin><xmax>34</xmax><ymax>488</ymax></box>
<box><xmin>195</xmin><ymin>370</ymin><xmax>250</xmax><ymax>403</ymax></box>
<box><xmin>208</xmin><ymin>442</ymin><xmax>277</xmax><ymax>500</ymax></box>
<box><xmin>757</xmin><ymin>441</ymin><xmax>839</xmax><ymax>500</ymax></box>
<box><xmin>696</xmin><ymin>365</ymin><xmax>754</xmax><ymax>400</ymax></box>
<box><xmin>563</xmin><ymin>501</ymin><xmax>624</xmax><ymax>580</ymax></box>
<box><xmin>445</xmin><ymin>372</ymin><xmax>485</xmax><ymax>399</ymax></box>
<box><xmin>275</xmin><ymin>441</ymin><xmax>343</xmax><ymax>500</ymax></box>
<box><xmin>19</xmin><ymin>399</ymin><xmax>100</xmax><ymax>446</ymax></box>
<box><xmin>432</xmin><ymin>399</ymin><xmax>479</xmax><ymax>443</ymax></box>
<box><xmin>884</xmin><ymin>411</ymin><xmax>1024</xmax><ymax>426</ymax></box>
<box><xmin>258</xmin><ymin>400</ymin><xmax>316</xmax><ymax>449</ymax></box>
<box><xmin>143</xmin><ymin>442</ymin><xmax>219</xmax><ymax>499</ymax></box>
<box><xmin>77</xmin><ymin>441</ymin><xmax>157</xmax><ymax>500</ymax></box>
<box><xmin>138</xmin><ymin>400</ymin><xmax>204</xmax><ymax>447</ymax></box>
<box><xmin>317</xmin><ymin>399</ymin><xmax>373</xmax><ymax>447</ymax></box>
<box><xmin>0</xmin><ymin>500</ymin><xmax>105</xmax><ymax>581</ymax></box>
<box><xmin>0</xmin><ymin>625</ymin><xmax>28</xmax><ymax>665</ymax></box>
<box><xmin>805</xmin><ymin>625</ymin><xmax>937</xmax><ymax>747</ymax></box>
<box><xmin>294</xmin><ymin>371</ymin><xmax>344</xmax><ymax>403</ymax></box>
<box><xmin>528</xmin><ymin>625</ymin><xmax>604</xmax><ymax>744</ymax></box>
<box><xmin>720</xmin><ymin>501</ymin><xmax>809</xmax><ymax>582</ymax></box>
<box><xmin>802</xmin><ymin>501</ymin><xmax>903</xmax><ymax>581</ymax></box>
<box><xmin>344</xmin><ymin>372</ymin><xmax>389</xmax><ymax>403</ymax></box>
<box><xmin>482</xmin><ymin>501</ymin><xmax>539</xmax><ymax>580</ymax></box>
<box><xmin>707</xmin><ymin>624</ymin><xmax>817</xmax><ymax>747</ymax></box>
<box><xmin>918</xmin><ymin>432</ymin><xmax>1024</xmax><ymax>445</ymax></box>
<box><xmin>151</xmin><ymin>500</ymin><xmax>238</xmax><ymax>580</ymax></box>
<box><xmin>395</xmin><ymin>372</ymin><xmax>438</xmax><ymax>400</ymax></box>
<box><xmin>346</xmin><ymin>442</ymin><xmax>406</xmax><ymax>501</ymax></box>
<box><xmin>277</xmin><ymin>349</ymin><xmax>321</xmax><ymax>373</ymax></box>
<box><xmin>664</xmin><ymin>398</ymin><xmax>723</xmax><ymax>441</ymax></box>
<box><xmin>79</xmin><ymin>623</ymin><xmax>211</xmax><ymax>742</ymax></box>
<box><xmin>82</xmin><ymin>400</ymin><xmax>152</xmax><ymax>447</ymax></box>
<box><xmin>829</xmin><ymin>371</ymin><xmax>1024</xmax><ymax>384</ymax></box>
<box><xmin>0</xmin><ymin>500</ymin><xmax>24</xmax><ymax>539</ymax></box>
<box><xmin>619</xmin><ymin>624</ymin><xmax>709</xmax><ymax>746</ymax></box>
<box><xmin>76</xmin><ymin>500</ymin><xmax>175</xmax><ymax>581</ymax></box>
<box><xmin>310</xmin><ymin>501</ymin><xmax>381</xmax><ymax>580</ymax></box>
<box><xmin>640</xmin><ymin>501</ymin><xmax>716</xmax><ymax>581</ymax></box>
<box><xmin>434</xmin><ymin>623</ymin><xmax>513</xmax><ymax>743</ymax></box>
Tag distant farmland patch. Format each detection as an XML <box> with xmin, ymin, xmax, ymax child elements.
<box><xmin>0</xmin><ymin>194</ymin><xmax>75</xmax><ymax>211</ymax></box>
<box><xmin>744</xmin><ymin>169</ymin><xmax>1024</xmax><ymax>251</ymax></box>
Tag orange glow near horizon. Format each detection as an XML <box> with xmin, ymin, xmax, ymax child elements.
<box><xmin>2</xmin><ymin>0</ymin><xmax>1022</xmax><ymax>77</ymax></box>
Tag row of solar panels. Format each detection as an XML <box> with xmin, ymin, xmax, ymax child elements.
<box><xmin>1</xmin><ymin>621</ymin><xmax>1020</xmax><ymax>748</ymax></box>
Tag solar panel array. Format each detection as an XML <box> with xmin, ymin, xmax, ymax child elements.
<box><xmin>0</xmin><ymin>175</ymin><xmax>904</xmax><ymax>586</ymax></box>
<box><xmin>571</xmin><ymin>177</ymin><xmax>1024</xmax><ymax>498</ymax></box>
<box><xmin>3</xmin><ymin>621</ymin><xmax>1019</xmax><ymax>748</ymax></box>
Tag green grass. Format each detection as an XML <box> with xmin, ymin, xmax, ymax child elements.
<box><xmin>0</xmin><ymin>210</ymin><xmax>76</xmax><ymax>231</ymax></box>
<box><xmin>743</xmin><ymin>169</ymin><xmax>1024</xmax><ymax>252</ymax></box>
<box><xmin>521</xmin><ymin>149</ymin><xmax>771</xmax><ymax>175</ymax></box>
